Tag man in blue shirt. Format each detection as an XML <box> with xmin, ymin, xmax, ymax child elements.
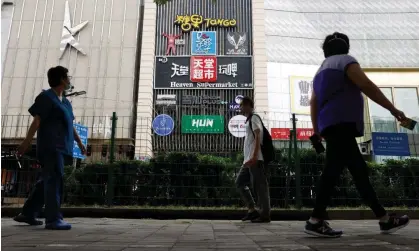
<box><xmin>14</xmin><ymin>66</ymin><xmax>86</xmax><ymax>230</ymax></box>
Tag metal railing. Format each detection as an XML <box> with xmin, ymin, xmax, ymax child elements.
<box><xmin>1</xmin><ymin>113</ymin><xmax>418</xmax><ymax>208</ymax></box>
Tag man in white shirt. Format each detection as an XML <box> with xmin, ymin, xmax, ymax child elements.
<box><xmin>235</xmin><ymin>97</ymin><xmax>271</xmax><ymax>223</ymax></box>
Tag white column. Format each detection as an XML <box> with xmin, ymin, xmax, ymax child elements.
<box><xmin>252</xmin><ymin>0</ymin><xmax>269</xmax><ymax>118</ymax></box>
<box><xmin>135</xmin><ymin>0</ymin><xmax>156</xmax><ymax>159</ymax></box>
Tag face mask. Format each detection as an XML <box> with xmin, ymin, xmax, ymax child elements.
<box><xmin>65</xmin><ymin>81</ymin><xmax>74</xmax><ymax>91</ymax></box>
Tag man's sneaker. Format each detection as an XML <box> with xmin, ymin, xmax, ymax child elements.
<box><xmin>251</xmin><ymin>217</ymin><xmax>271</xmax><ymax>223</ymax></box>
<box><xmin>45</xmin><ymin>219</ymin><xmax>72</xmax><ymax>230</ymax></box>
<box><xmin>379</xmin><ymin>214</ymin><xmax>410</xmax><ymax>234</ymax></box>
<box><xmin>241</xmin><ymin>210</ymin><xmax>260</xmax><ymax>221</ymax></box>
<box><xmin>304</xmin><ymin>220</ymin><xmax>343</xmax><ymax>238</ymax></box>
<box><xmin>13</xmin><ymin>214</ymin><xmax>43</xmax><ymax>225</ymax></box>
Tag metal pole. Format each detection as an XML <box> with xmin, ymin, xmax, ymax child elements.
<box><xmin>285</xmin><ymin>129</ymin><xmax>293</xmax><ymax>208</ymax></box>
<box><xmin>107</xmin><ymin>112</ymin><xmax>118</xmax><ymax>207</ymax></box>
<box><xmin>292</xmin><ymin>113</ymin><xmax>302</xmax><ymax>209</ymax></box>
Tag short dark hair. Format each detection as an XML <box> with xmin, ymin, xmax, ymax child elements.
<box><xmin>322</xmin><ymin>32</ymin><xmax>350</xmax><ymax>58</ymax></box>
<box><xmin>241</xmin><ymin>96</ymin><xmax>254</xmax><ymax>109</ymax></box>
<box><xmin>47</xmin><ymin>66</ymin><xmax>68</xmax><ymax>87</ymax></box>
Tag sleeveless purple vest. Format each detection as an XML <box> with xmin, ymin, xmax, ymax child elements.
<box><xmin>313</xmin><ymin>55</ymin><xmax>364</xmax><ymax>136</ymax></box>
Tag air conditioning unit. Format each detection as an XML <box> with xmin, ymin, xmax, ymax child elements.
<box><xmin>358</xmin><ymin>142</ymin><xmax>370</xmax><ymax>155</ymax></box>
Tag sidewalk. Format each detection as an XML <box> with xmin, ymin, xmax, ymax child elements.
<box><xmin>2</xmin><ymin>218</ymin><xmax>419</xmax><ymax>251</ymax></box>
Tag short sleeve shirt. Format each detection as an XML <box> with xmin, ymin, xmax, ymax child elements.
<box><xmin>243</xmin><ymin>114</ymin><xmax>264</xmax><ymax>164</ymax></box>
<box><xmin>29</xmin><ymin>89</ymin><xmax>75</xmax><ymax>157</ymax></box>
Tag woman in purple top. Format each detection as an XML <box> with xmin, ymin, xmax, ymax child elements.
<box><xmin>305</xmin><ymin>32</ymin><xmax>410</xmax><ymax>238</ymax></box>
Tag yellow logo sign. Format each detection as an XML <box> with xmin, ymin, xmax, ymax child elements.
<box><xmin>175</xmin><ymin>14</ymin><xmax>237</xmax><ymax>32</ymax></box>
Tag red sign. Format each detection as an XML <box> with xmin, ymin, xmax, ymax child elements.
<box><xmin>296</xmin><ymin>128</ymin><xmax>315</xmax><ymax>140</ymax></box>
<box><xmin>271</xmin><ymin>128</ymin><xmax>291</xmax><ymax>140</ymax></box>
<box><xmin>271</xmin><ymin>128</ymin><xmax>315</xmax><ymax>140</ymax></box>
<box><xmin>190</xmin><ymin>56</ymin><xmax>217</xmax><ymax>82</ymax></box>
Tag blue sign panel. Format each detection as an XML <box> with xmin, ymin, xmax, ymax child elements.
<box><xmin>372</xmin><ymin>132</ymin><xmax>410</xmax><ymax>156</ymax></box>
<box><xmin>152</xmin><ymin>114</ymin><xmax>175</xmax><ymax>136</ymax></box>
<box><xmin>73</xmin><ymin>123</ymin><xmax>88</xmax><ymax>159</ymax></box>
<box><xmin>191</xmin><ymin>31</ymin><xmax>217</xmax><ymax>55</ymax></box>
<box><xmin>228</xmin><ymin>95</ymin><xmax>244</xmax><ymax>112</ymax></box>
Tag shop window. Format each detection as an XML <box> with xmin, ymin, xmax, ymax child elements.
<box><xmin>393</xmin><ymin>88</ymin><xmax>419</xmax><ymax>134</ymax></box>
<box><xmin>368</xmin><ymin>88</ymin><xmax>397</xmax><ymax>133</ymax></box>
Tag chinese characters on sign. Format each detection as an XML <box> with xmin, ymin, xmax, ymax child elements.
<box><xmin>73</xmin><ymin>123</ymin><xmax>88</xmax><ymax>159</ymax></box>
<box><xmin>174</xmin><ymin>14</ymin><xmax>237</xmax><ymax>33</ymax></box>
<box><xmin>290</xmin><ymin>76</ymin><xmax>314</xmax><ymax>115</ymax></box>
<box><xmin>190</xmin><ymin>56</ymin><xmax>217</xmax><ymax>82</ymax></box>
<box><xmin>154</xmin><ymin>56</ymin><xmax>253</xmax><ymax>89</ymax></box>
<box><xmin>270</xmin><ymin>128</ymin><xmax>314</xmax><ymax>140</ymax></box>
<box><xmin>182</xmin><ymin>95</ymin><xmax>227</xmax><ymax>106</ymax></box>
<box><xmin>191</xmin><ymin>31</ymin><xmax>216</xmax><ymax>55</ymax></box>
<box><xmin>225</xmin><ymin>32</ymin><xmax>248</xmax><ymax>55</ymax></box>
<box><xmin>372</xmin><ymin>132</ymin><xmax>410</xmax><ymax>156</ymax></box>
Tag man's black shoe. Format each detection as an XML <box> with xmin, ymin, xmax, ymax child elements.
<box><xmin>379</xmin><ymin>214</ymin><xmax>409</xmax><ymax>234</ymax></box>
<box><xmin>13</xmin><ymin>214</ymin><xmax>43</xmax><ymax>225</ymax></box>
<box><xmin>304</xmin><ymin>220</ymin><xmax>343</xmax><ymax>238</ymax></box>
<box><xmin>251</xmin><ymin>217</ymin><xmax>271</xmax><ymax>223</ymax></box>
<box><xmin>241</xmin><ymin>210</ymin><xmax>260</xmax><ymax>221</ymax></box>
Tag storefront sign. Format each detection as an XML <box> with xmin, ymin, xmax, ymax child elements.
<box><xmin>225</xmin><ymin>32</ymin><xmax>248</xmax><ymax>55</ymax></box>
<box><xmin>271</xmin><ymin>128</ymin><xmax>314</xmax><ymax>140</ymax></box>
<box><xmin>191</xmin><ymin>31</ymin><xmax>216</xmax><ymax>55</ymax></box>
<box><xmin>228</xmin><ymin>95</ymin><xmax>244</xmax><ymax>112</ymax></box>
<box><xmin>372</xmin><ymin>132</ymin><xmax>410</xmax><ymax>156</ymax></box>
<box><xmin>73</xmin><ymin>123</ymin><xmax>88</xmax><ymax>159</ymax></box>
<box><xmin>162</xmin><ymin>33</ymin><xmax>182</xmax><ymax>55</ymax></box>
<box><xmin>174</xmin><ymin>14</ymin><xmax>237</xmax><ymax>33</ymax></box>
<box><xmin>290</xmin><ymin>76</ymin><xmax>313</xmax><ymax>115</ymax></box>
<box><xmin>155</xmin><ymin>94</ymin><xmax>177</xmax><ymax>106</ymax></box>
<box><xmin>190</xmin><ymin>56</ymin><xmax>217</xmax><ymax>82</ymax></box>
<box><xmin>181</xmin><ymin>95</ymin><xmax>227</xmax><ymax>106</ymax></box>
<box><xmin>181</xmin><ymin>115</ymin><xmax>224</xmax><ymax>134</ymax></box>
<box><xmin>154</xmin><ymin>56</ymin><xmax>253</xmax><ymax>89</ymax></box>
<box><xmin>152</xmin><ymin>114</ymin><xmax>175</xmax><ymax>136</ymax></box>
<box><xmin>228</xmin><ymin>115</ymin><xmax>247</xmax><ymax>138</ymax></box>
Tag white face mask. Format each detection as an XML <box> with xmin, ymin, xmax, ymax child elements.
<box><xmin>65</xmin><ymin>81</ymin><xmax>73</xmax><ymax>91</ymax></box>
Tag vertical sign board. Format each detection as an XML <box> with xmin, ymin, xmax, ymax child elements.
<box><xmin>372</xmin><ymin>132</ymin><xmax>410</xmax><ymax>156</ymax></box>
<box><xmin>73</xmin><ymin>123</ymin><xmax>88</xmax><ymax>159</ymax></box>
<box><xmin>289</xmin><ymin>76</ymin><xmax>313</xmax><ymax>115</ymax></box>
<box><xmin>181</xmin><ymin>115</ymin><xmax>224</xmax><ymax>134</ymax></box>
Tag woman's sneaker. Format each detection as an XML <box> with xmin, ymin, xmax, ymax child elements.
<box><xmin>379</xmin><ymin>214</ymin><xmax>409</xmax><ymax>234</ymax></box>
<box><xmin>304</xmin><ymin>220</ymin><xmax>343</xmax><ymax>238</ymax></box>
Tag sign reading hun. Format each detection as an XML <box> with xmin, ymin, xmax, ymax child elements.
<box><xmin>190</xmin><ymin>56</ymin><xmax>217</xmax><ymax>82</ymax></box>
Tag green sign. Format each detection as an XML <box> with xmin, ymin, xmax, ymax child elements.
<box><xmin>181</xmin><ymin>115</ymin><xmax>224</xmax><ymax>134</ymax></box>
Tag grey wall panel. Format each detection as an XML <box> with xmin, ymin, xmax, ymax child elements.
<box><xmin>265</xmin><ymin>0</ymin><xmax>419</xmax><ymax>67</ymax></box>
<box><xmin>1</xmin><ymin>0</ymin><xmax>140</xmax><ymax>140</ymax></box>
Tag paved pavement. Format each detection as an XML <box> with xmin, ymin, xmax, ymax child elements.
<box><xmin>2</xmin><ymin>218</ymin><xmax>419</xmax><ymax>251</ymax></box>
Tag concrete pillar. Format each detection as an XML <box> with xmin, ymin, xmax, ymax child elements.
<box><xmin>134</xmin><ymin>0</ymin><xmax>156</xmax><ymax>159</ymax></box>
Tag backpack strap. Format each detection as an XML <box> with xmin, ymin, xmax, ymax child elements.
<box><xmin>246</xmin><ymin>113</ymin><xmax>264</xmax><ymax>139</ymax></box>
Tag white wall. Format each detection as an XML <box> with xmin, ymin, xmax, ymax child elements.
<box><xmin>266</xmin><ymin>62</ymin><xmax>318</xmax><ymax>130</ymax></box>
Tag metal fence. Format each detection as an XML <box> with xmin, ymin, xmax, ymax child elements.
<box><xmin>1</xmin><ymin>113</ymin><xmax>419</xmax><ymax>208</ymax></box>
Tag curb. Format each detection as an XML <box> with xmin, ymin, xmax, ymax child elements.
<box><xmin>2</xmin><ymin>207</ymin><xmax>418</xmax><ymax>220</ymax></box>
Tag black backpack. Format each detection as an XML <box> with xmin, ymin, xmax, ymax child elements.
<box><xmin>247</xmin><ymin>114</ymin><xmax>275</xmax><ymax>164</ymax></box>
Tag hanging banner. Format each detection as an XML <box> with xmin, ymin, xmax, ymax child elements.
<box><xmin>271</xmin><ymin>128</ymin><xmax>315</xmax><ymax>140</ymax></box>
<box><xmin>154</xmin><ymin>56</ymin><xmax>253</xmax><ymax>89</ymax></box>
<box><xmin>290</xmin><ymin>76</ymin><xmax>313</xmax><ymax>115</ymax></box>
